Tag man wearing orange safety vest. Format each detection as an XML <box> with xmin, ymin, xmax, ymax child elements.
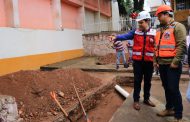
<box><xmin>155</xmin><ymin>5</ymin><xmax>186</xmax><ymax>122</ymax></box>
<box><xmin>111</xmin><ymin>11</ymin><xmax>156</xmax><ymax>110</ymax></box>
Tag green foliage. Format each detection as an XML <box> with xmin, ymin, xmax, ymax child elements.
<box><xmin>133</xmin><ymin>0</ymin><xmax>144</xmax><ymax>12</ymax></box>
<box><xmin>118</xmin><ymin>0</ymin><xmax>134</xmax><ymax>15</ymax></box>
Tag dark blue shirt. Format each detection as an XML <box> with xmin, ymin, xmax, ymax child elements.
<box><xmin>116</xmin><ymin>30</ymin><xmax>135</xmax><ymax>41</ymax></box>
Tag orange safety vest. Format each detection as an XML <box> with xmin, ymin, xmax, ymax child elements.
<box><xmin>155</xmin><ymin>22</ymin><xmax>176</xmax><ymax>58</ymax></box>
<box><xmin>132</xmin><ymin>29</ymin><xmax>156</xmax><ymax>62</ymax></box>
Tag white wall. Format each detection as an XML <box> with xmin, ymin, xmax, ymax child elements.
<box><xmin>0</xmin><ymin>28</ymin><xmax>83</xmax><ymax>59</ymax></box>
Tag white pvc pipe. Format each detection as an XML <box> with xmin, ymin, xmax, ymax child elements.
<box><xmin>115</xmin><ymin>84</ymin><xmax>130</xmax><ymax>98</ymax></box>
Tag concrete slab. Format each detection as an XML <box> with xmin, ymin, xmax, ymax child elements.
<box><xmin>40</xmin><ymin>57</ymin><xmax>189</xmax><ymax>75</ymax></box>
<box><xmin>116</xmin><ymin>73</ymin><xmax>189</xmax><ymax>82</ymax></box>
<box><xmin>109</xmin><ymin>94</ymin><xmax>190</xmax><ymax>122</ymax></box>
<box><xmin>151</xmin><ymin>80</ymin><xmax>190</xmax><ymax>120</ymax></box>
<box><xmin>109</xmin><ymin>94</ymin><xmax>168</xmax><ymax>122</ymax></box>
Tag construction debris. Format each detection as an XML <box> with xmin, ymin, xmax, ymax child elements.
<box><xmin>73</xmin><ymin>83</ymin><xmax>91</xmax><ymax>122</ymax></box>
<box><xmin>50</xmin><ymin>91</ymin><xmax>72</xmax><ymax>122</ymax></box>
<box><xmin>0</xmin><ymin>95</ymin><xmax>23</xmax><ymax>122</ymax></box>
<box><xmin>0</xmin><ymin>69</ymin><xmax>102</xmax><ymax>121</ymax></box>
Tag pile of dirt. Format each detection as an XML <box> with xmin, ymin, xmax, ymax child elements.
<box><xmin>97</xmin><ymin>53</ymin><xmax>129</xmax><ymax>65</ymax></box>
<box><xmin>0</xmin><ymin>68</ymin><xmax>102</xmax><ymax>121</ymax></box>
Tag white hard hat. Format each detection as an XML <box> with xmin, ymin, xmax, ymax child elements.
<box><xmin>136</xmin><ymin>11</ymin><xmax>151</xmax><ymax>22</ymax></box>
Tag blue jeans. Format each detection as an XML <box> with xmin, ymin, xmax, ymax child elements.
<box><xmin>128</xmin><ymin>48</ymin><xmax>133</xmax><ymax>62</ymax></box>
<box><xmin>116</xmin><ymin>50</ymin><xmax>127</xmax><ymax>66</ymax></box>
<box><xmin>159</xmin><ymin>63</ymin><xmax>183</xmax><ymax>119</ymax></box>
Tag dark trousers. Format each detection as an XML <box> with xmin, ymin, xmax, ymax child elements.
<box><xmin>159</xmin><ymin>63</ymin><xmax>183</xmax><ymax>119</ymax></box>
<box><xmin>133</xmin><ymin>60</ymin><xmax>153</xmax><ymax>102</ymax></box>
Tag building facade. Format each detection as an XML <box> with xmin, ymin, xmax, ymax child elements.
<box><xmin>171</xmin><ymin>0</ymin><xmax>190</xmax><ymax>26</ymax></box>
<box><xmin>0</xmin><ymin>0</ymin><xmax>112</xmax><ymax>75</ymax></box>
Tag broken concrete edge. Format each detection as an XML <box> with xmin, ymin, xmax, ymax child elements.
<box><xmin>81</xmin><ymin>68</ymin><xmax>131</xmax><ymax>73</ymax></box>
<box><xmin>53</xmin><ymin>78</ymin><xmax>121</xmax><ymax>122</ymax></box>
<box><xmin>81</xmin><ymin>68</ymin><xmax>189</xmax><ymax>74</ymax></box>
<box><xmin>40</xmin><ymin>66</ymin><xmax>59</xmax><ymax>71</ymax></box>
<box><xmin>116</xmin><ymin>75</ymin><xmax>190</xmax><ymax>83</ymax></box>
<box><xmin>0</xmin><ymin>95</ymin><xmax>23</xmax><ymax>122</ymax></box>
<box><xmin>40</xmin><ymin>65</ymin><xmax>131</xmax><ymax>73</ymax></box>
<box><xmin>40</xmin><ymin>66</ymin><xmax>189</xmax><ymax>75</ymax></box>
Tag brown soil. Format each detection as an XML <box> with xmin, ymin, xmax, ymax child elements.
<box><xmin>78</xmin><ymin>87</ymin><xmax>133</xmax><ymax>122</ymax></box>
<box><xmin>97</xmin><ymin>53</ymin><xmax>129</xmax><ymax>65</ymax></box>
<box><xmin>0</xmin><ymin>68</ymin><xmax>102</xmax><ymax>121</ymax></box>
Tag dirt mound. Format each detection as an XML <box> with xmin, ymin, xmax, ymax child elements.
<box><xmin>97</xmin><ymin>53</ymin><xmax>129</xmax><ymax>65</ymax></box>
<box><xmin>0</xmin><ymin>68</ymin><xmax>101</xmax><ymax>121</ymax></box>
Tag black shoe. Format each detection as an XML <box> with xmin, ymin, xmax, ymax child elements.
<box><xmin>116</xmin><ymin>65</ymin><xmax>119</xmax><ymax>70</ymax></box>
<box><xmin>124</xmin><ymin>64</ymin><xmax>129</xmax><ymax>68</ymax></box>
<box><xmin>143</xmin><ymin>100</ymin><xmax>156</xmax><ymax>107</ymax></box>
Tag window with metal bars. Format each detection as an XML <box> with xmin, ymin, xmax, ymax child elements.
<box><xmin>176</xmin><ymin>0</ymin><xmax>190</xmax><ymax>10</ymax></box>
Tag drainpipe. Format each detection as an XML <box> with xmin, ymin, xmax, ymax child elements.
<box><xmin>52</xmin><ymin>0</ymin><xmax>62</xmax><ymax>30</ymax></box>
<box><xmin>115</xmin><ymin>85</ymin><xmax>130</xmax><ymax>98</ymax></box>
<box><xmin>82</xmin><ymin>0</ymin><xmax>86</xmax><ymax>32</ymax></box>
<box><xmin>98</xmin><ymin>0</ymin><xmax>101</xmax><ymax>32</ymax></box>
<box><xmin>12</xmin><ymin>0</ymin><xmax>19</xmax><ymax>28</ymax></box>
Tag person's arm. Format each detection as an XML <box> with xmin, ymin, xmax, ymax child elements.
<box><xmin>172</xmin><ymin>23</ymin><xmax>187</xmax><ymax>66</ymax></box>
<box><xmin>116</xmin><ymin>30</ymin><xmax>135</xmax><ymax>41</ymax></box>
<box><xmin>153</xmin><ymin>36</ymin><xmax>158</xmax><ymax>67</ymax></box>
<box><xmin>188</xmin><ymin>44</ymin><xmax>190</xmax><ymax>66</ymax></box>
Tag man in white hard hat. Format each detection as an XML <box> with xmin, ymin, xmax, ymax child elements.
<box><xmin>110</xmin><ymin>11</ymin><xmax>156</xmax><ymax>110</ymax></box>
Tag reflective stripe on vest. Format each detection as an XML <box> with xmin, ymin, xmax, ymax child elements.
<box><xmin>145</xmin><ymin>52</ymin><xmax>154</xmax><ymax>56</ymax></box>
<box><xmin>159</xmin><ymin>45</ymin><xmax>175</xmax><ymax>49</ymax></box>
<box><xmin>135</xmin><ymin>31</ymin><xmax>144</xmax><ymax>35</ymax></box>
<box><xmin>133</xmin><ymin>52</ymin><xmax>141</xmax><ymax>56</ymax></box>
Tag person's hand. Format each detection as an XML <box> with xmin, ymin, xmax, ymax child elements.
<box><xmin>170</xmin><ymin>63</ymin><xmax>178</xmax><ymax>68</ymax></box>
<box><xmin>108</xmin><ymin>35</ymin><xmax>116</xmax><ymax>42</ymax></box>
<box><xmin>111</xmin><ymin>45</ymin><xmax>115</xmax><ymax>49</ymax></box>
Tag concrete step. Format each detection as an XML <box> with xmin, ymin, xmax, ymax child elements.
<box><xmin>116</xmin><ymin>73</ymin><xmax>189</xmax><ymax>82</ymax></box>
<box><xmin>109</xmin><ymin>94</ymin><xmax>190</xmax><ymax>122</ymax></box>
<box><xmin>41</xmin><ymin>63</ymin><xmax>189</xmax><ymax>75</ymax></box>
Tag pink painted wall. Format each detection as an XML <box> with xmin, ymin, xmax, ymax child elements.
<box><xmin>0</xmin><ymin>0</ymin><xmax>7</xmax><ymax>27</ymax></box>
<box><xmin>0</xmin><ymin>0</ymin><xmax>111</xmax><ymax>29</ymax></box>
<box><xmin>100</xmin><ymin>0</ymin><xmax>111</xmax><ymax>17</ymax></box>
<box><xmin>62</xmin><ymin>2</ymin><xmax>82</xmax><ymax>29</ymax></box>
<box><xmin>18</xmin><ymin>0</ymin><xmax>54</xmax><ymax>29</ymax></box>
<box><xmin>84</xmin><ymin>0</ymin><xmax>98</xmax><ymax>11</ymax></box>
<box><xmin>63</xmin><ymin>0</ymin><xmax>83</xmax><ymax>7</ymax></box>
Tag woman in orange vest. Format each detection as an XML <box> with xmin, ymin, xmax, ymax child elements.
<box><xmin>111</xmin><ymin>11</ymin><xmax>156</xmax><ymax>110</ymax></box>
<box><xmin>155</xmin><ymin>5</ymin><xmax>186</xmax><ymax>122</ymax></box>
